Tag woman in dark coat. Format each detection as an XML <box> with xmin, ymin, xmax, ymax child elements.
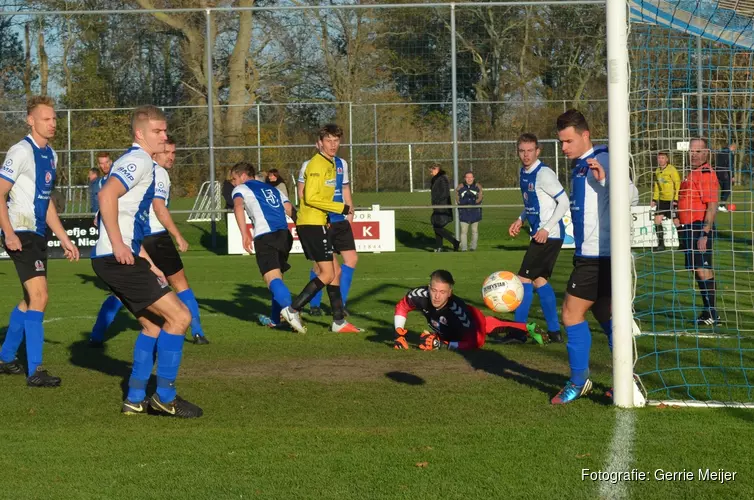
<box><xmin>429</xmin><ymin>163</ymin><xmax>460</xmax><ymax>252</ymax></box>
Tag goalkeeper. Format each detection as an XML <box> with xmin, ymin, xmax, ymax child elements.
<box><xmin>651</xmin><ymin>151</ymin><xmax>681</xmax><ymax>251</ymax></box>
<box><xmin>392</xmin><ymin>269</ymin><xmax>546</xmax><ymax>350</ymax></box>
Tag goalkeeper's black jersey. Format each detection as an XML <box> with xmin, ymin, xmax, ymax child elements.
<box><xmin>398</xmin><ymin>287</ymin><xmax>473</xmax><ymax>341</ymax></box>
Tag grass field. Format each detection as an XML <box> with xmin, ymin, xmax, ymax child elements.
<box><xmin>2</xmin><ymin>191</ymin><xmax>754</xmax><ymax>498</ymax></box>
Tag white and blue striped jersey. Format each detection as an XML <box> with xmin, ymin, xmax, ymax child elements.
<box><xmin>298</xmin><ymin>156</ymin><xmax>350</xmax><ymax>222</ymax></box>
<box><xmin>92</xmin><ymin>144</ymin><xmax>155</xmax><ymax>258</ymax></box>
<box><xmin>148</xmin><ymin>165</ymin><xmax>171</xmax><ymax>235</ymax></box>
<box><xmin>0</xmin><ymin>135</ymin><xmax>58</xmax><ymax>237</ymax></box>
<box><xmin>519</xmin><ymin>160</ymin><xmax>567</xmax><ymax>239</ymax></box>
<box><xmin>232</xmin><ymin>180</ymin><xmax>290</xmax><ymax>239</ymax></box>
<box><xmin>570</xmin><ymin>145</ymin><xmax>610</xmax><ymax>257</ymax></box>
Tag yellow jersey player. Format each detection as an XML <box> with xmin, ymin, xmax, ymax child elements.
<box><xmin>651</xmin><ymin>151</ymin><xmax>681</xmax><ymax>251</ymax></box>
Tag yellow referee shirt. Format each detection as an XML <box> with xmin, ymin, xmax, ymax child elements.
<box><xmin>297</xmin><ymin>152</ymin><xmax>347</xmax><ymax>226</ymax></box>
<box><xmin>653</xmin><ymin>164</ymin><xmax>681</xmax><ymax>202</ymax></box>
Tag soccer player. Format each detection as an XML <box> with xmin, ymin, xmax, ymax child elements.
<box><xmin>651</xmin><ymin>151</ymin><xmax>681</xmax><ymax>250</ymax></box>
<box><xmin>678</xmin><ymin>137</ymin><xmax>720</xmax><ymax>326</ymax></box>
<box><xmin>508</xmin><ymin>133</ymin><xmax>569</xmax><ymax>343</ymax></box>
<box><xmin>92</xmin><ymin>105</ymin><xmax>201</xmax><ymax>417</ymax></box>
<box><xmin>0</xmin><ymin>95</ymin><xmax>80</xmax><ymax>387</ymax></box>
<box><xmin>89</xmin><ymin>137</ymin><xmax>210</xmax><ymax>345</ymax></box>
<box><xmin>231</xmin><ymin>161</ymin><xmax>306</xmax><ymax>333</ymax></box>
<box><xmin>551</xmin><ymin>109</ymin><xmax>613</xmax><ymax>405</ymax></box>
<box><xmin>393</xmin><ymin>270</ymin><xmax>546</xmax><ymax>350</ymax></box>
<box><xmin>297</xmin><ymin>124</ymin><xmax>358</xmax><ymax>317</ymax></box>
<box><xmin>289</xmin><ymin>124</ymin><xmax>361</xmax><ymax>333</ymax></box>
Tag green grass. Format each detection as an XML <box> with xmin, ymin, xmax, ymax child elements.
<box><xmin>2</xmin><ymin>192</ymin><xmax>754</xmax><ymax>498</ymax></box>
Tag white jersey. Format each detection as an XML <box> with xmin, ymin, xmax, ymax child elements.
<box><xmin>518</xmin><ymin>160</ymin><xmax>568</xmax><ymax>239</ymax></box>
<box><xmin>148</xmin><ymin>165</ymin><xmax>171</xmax><ymax>234</ymax></box>
<box><xmin>232</xmin><ymin>180</ymin><xmax>290</xmax><ymax>238</ymax></box>
<box><xmin>92</xmin><ymin>144</ymin><xmax>156</xmax><ymax>258</ymax></box>
<box><xmin>570</xmin><ymin>145</ymin><xmax>610</xmax><ymax>257</ymax></box>
<box><xmin>0</xmin><ymin>135</ymin><xmax>58</xmax><ymax>237</ymax></box>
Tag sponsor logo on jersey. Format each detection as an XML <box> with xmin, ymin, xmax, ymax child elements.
<box><xmin>439</xmin><ymin>316</ymin><xmax>447</xmax><ymax>325</ymax></box>
<box><xmin>34</xmin><ymin>260</ymin><xmax>45</xmax><ymax>272</ymax></box>
<box><xmin>263</xmin><ymin>188</ymin><xmax>280</xmax><ymax>207</ymax></box>
<box><xmin>50</xmin><ymin>158</ymin><xmax>56</xmax><ymax>170</ymax></box>
<box><xmin>430</xmin><ymin>319</ymin><xmax>439</xmax><ymax>330</ymax></box>
<box><xmin>157</xmin><ymin>182</ymin><xmax>165</xmax><ymax>189</ymax></box>
<box><xmin>325</xmin><ymin>178</ymin><xmax>336</xmax><ymax>187</ymax></box>
<box><xmin>126</xmin><ymin>163</ymin><xmax>137</xmax><ymax>172</ymax></box>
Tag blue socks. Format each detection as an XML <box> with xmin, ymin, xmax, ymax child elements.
<box><xmin>155</xmin><ymin>330</ymin><xmax>184</xmax><ymax>403</ymax></box>
<box><xmin>177</xmin><ymin>289</ymin><xmax>204</xmax><ymax>337</ymax></box>
<box><xmin>24</xmin><ymin>310</ymin><xmax>45</xmax><ymax>376</ymax></box>
<box><xmin>600</xmin><ymin>320</ymin><xmax>613</xmax><ymax>351</ymax></box>
<box><xmin>127</xmin><ymin>333</ymin><xmax>157</xmax><ymax>403</ymax></box>
<box><xmin>90</xmin><ymin>295</ymin><xmax>123</xmax><ymax>343</ymax></box>
<box><xmin>514</xmin><ymin>282</ymin><xmax>534</xmax><ymax>323</ymax></box>
<box><xmin>535</xmin><ymin>283</ymin><xmax>560</xmax><ymax>332</ymax></box>
<box><xmin>269</xmin><ymin>278</ymin><xmax>292</xmax><ymax>308</ymax></box>
<box><xmin>270</xmin><ymin>299</ymin><xmax>282</xmax><ymax>324</ymax></box>
<box><xmin>340</xmin><ymin>265</ymin><xmax>355</xmax><ymax>307</ymax></box>
<box><xmin>308</xmin><ymin>270</ymin><xmax>323</xmax><ymax>308</ymax></box>
<box><xmin>1</xmin><ymin>306</ymin><xmax>26</xmax><ymax>363</ymax></box>
<box><xmin>565</xmin><ymin>321</ymin><xmax>592</xmax><ymax>386</ymax></box>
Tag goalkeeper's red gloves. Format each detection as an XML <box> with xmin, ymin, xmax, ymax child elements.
<box><xmin>394</xmin><ymin>327</ymin><xmax>409</xmax><ymax>349</ymax></box>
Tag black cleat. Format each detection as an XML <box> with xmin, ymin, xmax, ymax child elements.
<box><xmin>309</xmin><ymin>306</ymin><xmax>323</xmax><ymax>317</ymax></box>
<box><xmin>192</xmin><ymin>334</ymin><xmax>209</xmax><ymax>345</ymax></box>
<box><xmin>499</xmin><ymin>328</ymin><xmax>529</xmax><ymax>344</ymax></box>
<box><xmin>548</xmin><ymin>331</ymin><xmax>564</xmax><ymax>343</ymax></box>
<box><xmin>88</xmin><ymin>338</ymin><xmax>105</xmax><ymax>348</ymax></box>
<box><xmin>0</xmin><ymin>358</ymin><xmax>24</xmax><ymax>375</ymax></box>
<box><xmin>695</xmin><ymin>313</ymin><xmax>721</xmax><ymax>327</ymax></box>
<box><xmin>26</xmin><ymin>367</ymin><xmax>61</xmax><ymax>388</ymax></box>
<box><xmin>121</xmin><ymin>398</ymin><xmax>150</xmax><ymax>415</ymax></box>
<box><xmin>149</xmin><ymin>394</ymin><xmax>203</xmax><ymax>418</ymax></box>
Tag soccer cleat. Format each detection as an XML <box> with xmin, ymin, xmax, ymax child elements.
<box><xmin>718</xmin><ymin>205</ymin><xmax>728</xmax><ymax>212</ymax></box>
<box><xmin>332</xmin><ymin>321</ymin><xmax>363</xmax><ymax>333</ymax></box>
<box><xmin>342</xmin><ymin>308</ymin><xmax>350</xmax><ymax>318</ymax></box>
<box><xmin>499</xmin><ymin>328</ymin><xmax>528</xmax><ymax>344</ymax></box>
<box><xmin>0</xmin><ymin>358</ymin><xmax>24</xmax><ymax>375</ymax></box>
<box><xmin>26</xmin><ymin>367</ymin><xmax>62</xmax><ymax>388</ymax></box>
<box><xmin>655</xmin><ymin>243</ymin><xmax>666</xmax><ymax>252</ymax></box>
<box><xmin>393</xmin><ymin>336</ymin><xmax>409</xmax><ymax>350</ymax></box>
<box><xmin>526</xmin><ymin>323</ymin><xmax>548</xmax><ymax>345</ymax></box>
<box><xmin>309</xmin><ymin>306</ymin><xmax>323</xmax><ymax>317</ymax></box>
<box><xmin>548</xmin><ymin>331</ymin><xmax>564</xmax><ymax>343</ymax></box>
<box><xmin>257</xmin><ymin>314</ymin><xmax>277</xmax><ymax>328</ymax></box>
<box><xmin>193</xmin><ymin>334</ymin><xmax>210</xmax><ymax>345</ymax></box>
<box><xmin>121</xmin><ymin>398</ymin><xmax>150</xmax><ymax>415</ymax></box>
<box><xmin>149</xmin><ymin>394</ymin><xmax>203</xmax><ymax>418</ymax></box>
<box><xmin>281</xmin><ymin>306</ymin><xmax>307</xmax><ymax>334</ymax></box>
<box><xmin>433</xmin><ymin>248</ymin><xmax>444</xmax><ymax>253</ymax></box>
<box><xmin>551</xmin><ymin>379</ymin><xmax>593</xmax><ymax>405</ymax></box>
<box><xmin>695</xmin><ymin>313</ymin><xmax>721</xmax><ymax>326</ymax></box>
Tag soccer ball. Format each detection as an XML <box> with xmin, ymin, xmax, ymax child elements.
<box><xmin>482</xmin><ymin>271</ymin><xmax>525</xmax><ymax>313</ymax></box>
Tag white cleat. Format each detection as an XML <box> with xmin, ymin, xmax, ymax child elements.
<box><xmin>331</xmin><ymin>321</ymin><xmax>364</xmax><ymax>333</ymax></box>
<box><xmin>281</xmin><ymin>307</ymin><xmax>307</xmax><ymax>334</ymax></box>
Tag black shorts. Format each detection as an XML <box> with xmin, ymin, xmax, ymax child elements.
<box><xmin>566</xmin><ymin>256</ymin><xmax>612</xmax><ymax>302</ymax></box>
<box><xmin>655</xmin><ymin>200</ymin><xmax>674</xmax><ymax>219</ymax></box>
<box><xmin>255</xmin><ymin>229</ymin><xmax>293</xmax><ymax>276</ymax></box>
<box><xmin>142</xmin><ymin>232</ymin><xmax>184</xmax><ymax>277</ymax></box>
<box><xmin>3</xmin><ymin>232</ymin><xmax>47</xmax><ymax>284</ymax></box>
<box><xmin>679</xmin><ymin>222</ymin><xmax>713</xmax><ymax>270</ymax></box>
<box><xmin>91</xmin><ymin>255</ymin><xmax>171</xmax><ymax>315</ymax></box>
<box><xmin>518</xmin><ymin>238</ymin><xmax>563</xmax><ymax>280</ymax></box>
<box><xmin>328</xmin><ymin>220</ymin><xmax>356</xmax><ymax>254</ymax></box>
<box><xmin>298</xmin><ymin>225</ymin><xmax>333</xmax><ymax>263</ymax></box>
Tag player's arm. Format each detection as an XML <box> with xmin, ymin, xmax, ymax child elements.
<box><xmin>652</xmin><ymin>171</ymin><xmax>659</xmax><ymax>206</ymax></box>
<box><xmin>152</xmin><ymin>199</ymin><xmax>188</xmax><ymax>252</ymax></box>
<box><xmin>671</xmin><ymin>167</ymin><xmax>681</xmax><ymax>203</ymax></box>
<box><xmin>587</xmin><ymin>151</ymin><xmax>609</xmax><ymax>186</ymax></box>
<box><xmin>139</xmin><ymin>245</ymin><xmax>166</xmax><ymax>283</ymax></box>
<box><xmin>296</xmin><ymin>162</ymin><xmax>306</xmax><ymax>205</ymax></box>
<box><xmin>45</xmin><ymin>201</ymin><xmax>79</xmax><ymax>262</ymax></box>
<box><xmin>278</xmin><ymin>189</ymin><xmax>294</xmax><ymax>218</ymax></box>
<box><xmin>0</xmin><ymin>179</ymin><xmax>18</xmax><ymax>250</ymax></box>
<box><xmin>232</xmin><ymin>188</ymin><xmax>253</xmax><ymax>255</ymax></box>
<box><xmin>509</xmin><ymin>209</ymin><xmax>526</xmax><ymax>237</ymax></box>
<box><xmin>98</xmin><ymin>176</ymin><xmax>132</xmax><ymax>264</ymax></box>
<box><xmin>342</xmin><ymin>184</ymin><xmax>354</xmax><ymax>224</ymax></box>
<box><xmin>393</xmin><ymin>291</ymin><xmax>421</xmax><ymax>349</ymax></box>
<box><xmin>534</xmin><ymin>169</ymin><xmax>569</xmax><ymax>243</ymax></box>
<box><xmin>303</xmin><ymin>163</ymin><xmax>350</xmax><ymax>215</ymax></box>
<box><xmin>476</xmin><ymin>182</ymin><xmax>483</xmax><ymax>203</ymax></box>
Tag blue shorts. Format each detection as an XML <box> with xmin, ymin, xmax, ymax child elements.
<box><xmin>679</xmin><ymin>222</ymin><xmax>713</xmax><ymax>270</ymax></box>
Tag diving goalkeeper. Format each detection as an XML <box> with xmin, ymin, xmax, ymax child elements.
<box><xmin>393</xmin><ymin>270</ymin><xmax>546</xmax><ymax>350</ymax></box>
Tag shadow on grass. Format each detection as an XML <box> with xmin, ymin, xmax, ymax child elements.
<box><xmin>76</xmin><ymin>272</ymin><xmax>109</xmax><ymax>293</ymax></box>
<box><xmin>200</xmin><ymin>282</ymin><xmax>271</xmax><ymax>322</ymax></box>
<box><xmin>69</xmin><ymin>332</ymin><xmax>138</xmax><ymax>398</ymax></box>
<box><xmin>395</xmin><ymin>228</ymin><xmax>435</xmax><ymax>252</ymax></box>
<box><xmin>193</xmin><ymin>222</ymin><xmax>228</xmax><ymax>255</ymax></box>
<box><xmin>385</xmin><ymin>371</ymin><xmax>425</xmax><ymax>385</ymax></box>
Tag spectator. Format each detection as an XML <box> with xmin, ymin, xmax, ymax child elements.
<box><xmin>429</xmin><ymin>163</ymin><xmax>459</xmax><ymax>252</ymax></box>
<box><xmin>266</xmin><ymin>168</ymin><xmax>289</xmax><ymax>199</ymax></box>
<box><xmin>222</xmin><ymin>168</ymin><xmax>235</xmax><ymax>209</ymax></box>
<box><xmin>715</xmin><ymin>142</ymin><xmax>736</xmax><ymax>212</ymax></box>
<box><xmin>456</xmin><ymin>171</ymin><xmax>482</xmax><ymax>251</ymax></box>
<box><xmin>88</xmin><ymin>167</ymin><xmax>101</xmax><ymax>213</ymax></box>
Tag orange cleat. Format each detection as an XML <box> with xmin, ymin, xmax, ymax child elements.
<box><xmin>332</xmin><ymin>321</ymin><xmax>364</xmax><ymax>333</ymax></box>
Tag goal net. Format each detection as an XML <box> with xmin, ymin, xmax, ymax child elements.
<box><xmin>629</xmin><ymin>0</ymin><xmax>754</xmax><ymax>405</ymax></box>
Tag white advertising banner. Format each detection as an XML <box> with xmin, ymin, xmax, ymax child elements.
<box><xmin>227</xmin><ymin>208</ymin><xmax>396</xmax><ymax>255</ymax></box>
<box><xmin>630</xmin><ymin>206</ymin><xmax>679</xmax><ymax>248</ymax></box>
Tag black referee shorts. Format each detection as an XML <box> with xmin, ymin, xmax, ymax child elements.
<box><xmin>328</xmin><ymin>220</ymin><xmax>356</xmax><ymax>254</ymax></box>
<box><xmin>142</xmin><ymin>232</ymin><xmax>184</xmax><ymax>277</ymax></box>
<box><xmin>298</xmin><ymin>225</ymin><xmax>333</xmax><ymax>263</ymax></box>
<box><xmin>3</xmin><ymin>232</ymin><xmax>48</xmax><ymax>284</ymax></box>
<box><xmin>254</xmin><ymin>229</ymin><xmax>293</xmax><ymax>276</ymax></box>
<box><xmin>518</xmin><ymin>238</ymin><xmax>563</xmax><ymax>281</ymax></box>
<box><xmin>679</xmin><ymin>221</ymin><xmax>713</xmax><ymax>270</ymax></box>
<box><xmin>91</xmin><ymin>255</ymin><xmax>171</xmax><ymax>315</ymax></box>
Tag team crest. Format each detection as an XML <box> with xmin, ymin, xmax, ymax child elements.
<box><xmin>527</xmin><ymin>183</ymin><xmax>534</xmax><ymax>192</ymax></box>
<box><xmin>45</xmin><ymin>172</ymin><xmax>52</xmax><ymax>185</ymax></box>
<box><xmin>523</xmin><ymin>192</ymin><xmax>528</xmax><ymax>202</ymax></box>
<box><xmin>34</xmin><ymin>260</ymin><xmax>45</xmax><ymax>272</ymax></box>
<box><xmin>439</xmin><ymin>316</ymin><xmax>447</xmax><ymax>325</ymax></box>
<box><xmin>50</xmin><ymin>159</ymin><xmax>56</xmax><ymax>170</ymax></box>
<box><xmin>337</xmin><ymin>167</ymin><xmax>343</xmax><ymax>174</ymax></box>
<box><xmin>263</xmin><ymin>189</ymin><xmax>280</xmax><ymax>207</ymax></box>
<box><xmin>430</xmin><ymin>319</ymin><xmax>440</xmax><ymax>329</ymax></box>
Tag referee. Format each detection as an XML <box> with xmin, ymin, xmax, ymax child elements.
<box><xmin>677</xmin><ymin>137</ymin><xmax>720</xmax><ymax>326</ymax></box>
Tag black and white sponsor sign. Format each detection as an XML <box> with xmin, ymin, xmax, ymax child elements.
<box><xmin>0</xmin><ymin>218</ymin><xmax>99</xmax><ymax>259</ymax></box>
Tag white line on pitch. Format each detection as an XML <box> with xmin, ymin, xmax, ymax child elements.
<box><xmin>598</xmin><ymin>410</ymin><xmax>637</xmax><ymax>500</ymax></box>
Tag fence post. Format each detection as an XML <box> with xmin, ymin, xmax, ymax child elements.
<box><xmin>349</xmin><ymin>102</ymin><xmax>355</xmax><ymax>192</ymax></box>
<box><xmin>468</xmin><ymin>101</ymin><xmax>473</xmax><ymax>172</ymax></box>
<box><xmin>450</xmin><ymin>4</ymin><xmax>460</xmax><ymax>239</ymax></box>
<box><xmin>408</xmin><ymin>144</ymin><xmax>414</xmax><ymax>193</ymax></box>
<box><xmin>67</xmin><ymin>109</ymin><xmax>72</xmax><ymax>192</ymax></box>
<box><xmin>373</xmin><ymin>103</ymin><xmax>378</xmax><ymax>192</ymax></box>
<box><xmin>205</xmin><ymin>9</ymin><xmax>217</xmax><ymax>249</ymax></box>
<box><xmin>256</xmin><ymin>103</ymin><xmax>262</xmax><ymax>170</ymax></box>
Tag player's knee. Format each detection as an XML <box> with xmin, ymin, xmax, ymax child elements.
<box><xmin>344</xmin><ymin>252</ymin><xmax>358</xmax><ymax>267</ymax></box>
<box><xmin>518</xmin><ymin>276</ymin><xmax>532</xmax><ymax>284</ymax></box>
<box><xmin>317</xmin><ymin>268</ymin><xmax>335</xmax><ymax>285</ymax></box>
<box><xmin>561</xmin><ymin>301</ymin><xmax>583</xmax><ymax>326</ymax></box>
<box><xmin>27</xmin><ymin>289</ymin><xmax>48</xmax><ymax>311</ymax></box>
<box><xmin>533</xmin><ymin>277</ymin><xmax>548</xmax><ymax>288</ymax></box>
<box><xmin>168</xmin><ymin>302</ymin><xmax>191</xmax><ymax>332</ymax></box>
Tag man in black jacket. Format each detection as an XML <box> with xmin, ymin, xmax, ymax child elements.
<box><xmin>715</xmin><ymin>142</ymin><xmax>736</xmax><ymax>212</ymax></box>
<box><xmin>429</xmin><ymin>163</ymin><xmax>459</xmax><ymax>252</ymax></box>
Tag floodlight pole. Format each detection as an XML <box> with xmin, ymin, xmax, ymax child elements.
<box><xmin>206</xmin><ymin>9</ymin><xmax>217</xmax><ymax>248</ymax></box>
<box><xmin>606</xmin><ymin>0</ymin><xmax>634</xmax><ymax>408</ymax></box>
<box><xmin>450</xmin><ymin>3</ymin><xmax>460</xmax><ymax>239</ymax></box>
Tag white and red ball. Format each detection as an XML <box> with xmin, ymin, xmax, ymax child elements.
<box><xmin>482</xmin><ymin>271</ymin><xmax>525</xmax><ymax>313</ymax></box>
